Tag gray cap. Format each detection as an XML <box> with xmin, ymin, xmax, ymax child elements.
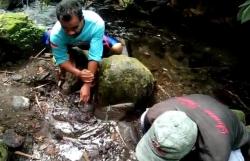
<box><xmin>136</xmin><ymin>111</ymin><xmax>198</xmax><ymax>161</ymax></box>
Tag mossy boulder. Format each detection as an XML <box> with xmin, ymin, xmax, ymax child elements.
<box><xmin>0</xmin><ymin>142</ymin><xmax>8</xmax><ymax>161</ymax></box>
<box><xmin>97</xmin><ymin>55</ymin><xmax>155</xmax><ymax>106</ymax></box>
<box><xmin>231</xmin><ymin>109</ymin><xmax>246</xmax><ymax>125</ymax></box>
<box><xmin>0</xmin><ymin>12</ymin><xmax>45</xmax><ymax>51</ymax></box>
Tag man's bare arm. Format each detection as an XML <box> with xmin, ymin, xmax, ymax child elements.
<box><xmin>60</xmin><ymin>60</ymin><xmax>81</xmax><ymax>77</ymax></box>
<box><xmin>87</xmin><ymin>60</ymin><xmax>98</xmax><ymax>76</ymax></box>
<box><xmin>60</xmin><ymin>61</ymin><xmax>94</xmax><ymax>82</ymax></box>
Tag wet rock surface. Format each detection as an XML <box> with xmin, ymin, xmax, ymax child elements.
<box><xmin>0</xmin><ymin>12</ymin><xmax>45</xmax><ymax>53</ymax></box>
<box><xmin>12</xmin><ymin>96</ymin><xmax>30</xmax><ymax>111</ymax></box>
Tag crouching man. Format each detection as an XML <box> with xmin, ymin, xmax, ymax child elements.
<box><xmin>42</xmin><ymin>0</ymin><xmax>125</xmax><ymax>108</ymax></box>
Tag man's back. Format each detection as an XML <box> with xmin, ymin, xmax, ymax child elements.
<box><xmin>144</xmin><ymin>94</ymin><xmax>250</xmax><ymax>161</ymax></box>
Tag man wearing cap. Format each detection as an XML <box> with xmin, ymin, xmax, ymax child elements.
<box><xmin>136</xmin><ymin>94</ymin><xmax>250</xmax><ymax>161</ymax></box>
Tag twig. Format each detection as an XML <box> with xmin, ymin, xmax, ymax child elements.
<box><xmin>30</xmin><ymin>57</ymin><xmax>51</xmax><ymax>61</ymax></box>
<box><xmin>63</xmin><ymin>136</ymin><xmax>80</xmax><ymax>143</ymax></box>
<box><xmin>157</xmin><ymin>85</ymin><xmax>170</xmax><ymax>98</ymax></box>
<box><xmin>81</xmin><ymin>124</ymin><xmax>106</xmax><ymax>135</ymax></box>
<box><xmin>35</xmin><ymin>94</ymin><xmax>44</xmax><ymax>116</ymax></box>
<box><xmin>113</xmin><ymin>123</ymin><xmax>128</xmax><ymax>148</ymax></box>
<box><xmin>224</xmin><ymin>90</ymin><xmax>250</xmax><ymax>111</ymax></box>
<box><xmin>162</xmin><ymin>68</ymin><xmax>173</xmax><ymax>80</ymax></box>
<box><xmin>0</xmin><ymin>71</ymin><xmax>15</xmax><ymax>74</ymax></box>
<box><xmin>14</xmin><ymin>151</ymin><xmax>40</xmax><ymax>160</ymax></box>
<box><xmin>34</xmin><ymin>83</ymin><xmax>49</xmax><ymax>89</ymax></box>
<box><xmin>103</xmin><ymin>103</ymin><xmax>134</xmax><ymax>109</ymax></box>
<box><xmin>34</xmin><ymin>47</ymin><xmax>46</xmax><ymax>58</ymax></box>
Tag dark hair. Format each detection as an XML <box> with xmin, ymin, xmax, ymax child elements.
<box><xmin>56</xmin><ymin>0</ymin><xmax>83</xmax><ymax>22</ymax></box>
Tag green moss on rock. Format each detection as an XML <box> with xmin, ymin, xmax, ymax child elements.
<box><xmin>98</xmin><ymin>55</ymin><xmax>155</xmax><ymax>106</ymax></box>
<box><xmin>0</xmin><ymin>142</ymin><xmax>8</xmax><ymax>161</ymax></box>
<box><xmin>118</xmin><ymin>0</ymin><xmax>133</xmax><ymax>8</ymax></box>
<box><xmin>0</xmin><ymin>12</ymin><xmax>45</xmax><ymax>51</ymax></box>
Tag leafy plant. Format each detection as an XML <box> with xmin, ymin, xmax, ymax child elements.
<box><xmin>237</xmin><ymin>0</ymin><xmax>250</xmax><ymax>23</ymax></box>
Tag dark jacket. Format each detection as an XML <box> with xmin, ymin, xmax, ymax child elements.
<box><xmin>143</xmin><ymin>94</ymin><xmax>250</xmax><ymax>161</ymax></box>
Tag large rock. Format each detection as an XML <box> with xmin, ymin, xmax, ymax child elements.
<box><xmin>0</xmin><ymin>142</ymin><xmax>8</xmax><ymax>161</ymax></box>
<box><xmin>0</xmin><ymin>12</ymin><xmax>44</xmax><ymax>51</ymax></box>
<box><xmin>95</xmin><ymin>55</ymin><xmax>154</xmax><ymax>120</ymax></box>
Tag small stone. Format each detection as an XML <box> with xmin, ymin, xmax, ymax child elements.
<box><xmin>39</xmin><ymin>143</ymin><xmax>48</xmax><ymax>150</ymax></box>
<box><xmin>143</xmin><ymin>51</ymin><xmax>151</xmax><ymax>57</ymax></box>
<box><xmin>105</xmin><ymin>141</ymin><xmax>111</xmax><ymax>150</ymax></box>
<box><xmin>12</xmin><ymin>96</ymin><xmax>30</xmax><ymax>110</ymax></box>
<box><xmin>43</xmin><ymin>53</ymin><xmax>52</xmax><ymax>58</ymax></box>
<box><xmin>11</xmin><ymin>74</ymin><xmax>23</xmax><ymax>81</ymax></box>
<box><xmin>99</xmin><ymin>139</ymin><xmax>104</xmax><ymax>144</ymax></box>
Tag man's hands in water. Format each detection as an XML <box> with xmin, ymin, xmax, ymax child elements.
<box><xmin>78</xmin><ymin>69</ymin><xmax>94</xmax><ymax>103</ymax></box>
<box><xmin>80</xmin><ymin>83</ymin><xmax>91</xmax><ymax>103</ymax></box>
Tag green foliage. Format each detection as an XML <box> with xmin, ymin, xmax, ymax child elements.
<box><xmin>119</xmin><ymin>0</ymin><xmax>134</xmax><ymax>8</ymax></box>
<box><xmin>238</xmin><ymin>0</ymin><xmax>250</xmax><ymax>23</ymax></box>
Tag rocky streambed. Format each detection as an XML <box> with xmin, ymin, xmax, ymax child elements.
<box><xmin>0</xmin><ymin>57</ymin><xmax>141</xmax><ymax>161</ymax></box>
<box><xmin>1</xmin><ymin>0</ymin><xmax>250</xmax><ymax>161</ymax></box>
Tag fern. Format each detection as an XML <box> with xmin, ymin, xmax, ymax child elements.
<box><xmin>238</xmin><ymin>0</ymin><xmax>250</xmax><ymax>23</ymax></box>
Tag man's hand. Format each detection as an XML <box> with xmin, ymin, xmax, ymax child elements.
<box><xmin>60</xmin><ymin>61</ymin><xmax>94</xmax><ymax>83</ymax></box>
<box><xmin>80</xmin><ymin>83</ymin><xmax>91</xmax><ymax>103</ymax></box>
<box><xmin>78</xmin><ymin>69</ymin><xmax>94</xmax><ymax>83</ymax></box>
